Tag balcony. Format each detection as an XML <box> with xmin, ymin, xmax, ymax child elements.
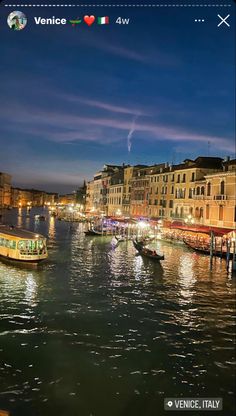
<box><xmin>213</xmin><ymin>195</ymin><xmax>228</xmax><ymax>201</ymax></box>
<box><xmin>192</xmin><ymin>195</ymin><xmax>212</xmax><ymax>200</ymax></box>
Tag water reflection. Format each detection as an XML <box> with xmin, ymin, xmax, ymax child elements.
<box><xmin>0</xmin><ymin>208</ymin><xmax>235</xmax><ymax>416</ymax></box>
<box><xmin>133</xmin><ymin>254</ymin><xmax>144</xmax><ymax>280</ymax></box>
<box><xmin>178</xmin><ymin>254</ymin><xmax>196</xmax><ymax>305</ymax></box>
<box><xmin>25</xmin><ymin>274</ymin><xmax>38</xmax><ymax>307</ymax></box>
<box><xmin>17</xmin><ymin>208</ymin><xmax>23</xmax><ymax>227</ymax></box>
<box><xmin>48</xmin><ymin>216</ymin><xmax>56</xmax><ymax>240</ymax></box>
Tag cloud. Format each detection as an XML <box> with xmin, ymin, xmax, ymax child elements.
<box><xmin>92</xmin><ymin>40</ymin><xmax>181</xmax><ymax>67</ymax></box>
<box><xmin>61</xmin><ymin>94</ymin><xmax>146</xmax><ymax>116</ymax></box>
<box><xmin>0</xmin><ymin>100</ymin><xmax>234</xmax><ymax>153</ymax></box>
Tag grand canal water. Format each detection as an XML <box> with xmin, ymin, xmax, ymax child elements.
<box><xmin>0</xmin><ymin>208</ymin><xmax>235</xmax><ymax>416</ymax></box>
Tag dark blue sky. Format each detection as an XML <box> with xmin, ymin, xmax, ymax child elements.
<box><xmin>0</xmin><ymin>1</ymin><xmax>235</xmax><ymax>193</ymax></box>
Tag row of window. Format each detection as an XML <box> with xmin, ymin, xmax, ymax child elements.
<box><xmin>0</xmin><ymin>239</ymin><xmax>45</xmax><ymax>251</ymax></box>
<box><xmin>150</xmin><ymin>186</ymin><xmax>174</xmax><ymax>195</ymax></box>
<box><xmin>150</xmin><ymin>173</ymin><xmax>196</xmax><ymax>184</ymax></box>
<box><xmin>109</xmin><ymin>187</ymin><xmax>122</xmax><ymax>194</ymax></box>
<box><xmin>132</xmin><ymin>181</ymin><xmax>226</xmax><ymax>198</ymax></box>
<box><xmin>149</xmin><ymin>200</ymin><xmax>174</xmax><ymax>208</ymax></box>
<box><xmin>108</xmin><ymin>197</ymin><xmax>122</xmax><ymax>205</ymax></box>
<box><xmin>0</xmin><ymin>238</ymin><xmax>16</xmax><ymax>249</ymax></box>
<box><xmin>95</xmin><ymin>180</ymin><xmax>226</xmax><ymax>199</ymax></box>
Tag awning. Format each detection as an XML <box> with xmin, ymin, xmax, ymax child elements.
<box><xmin>170</xmin><ymin>223</ymin><xmax>233</xmax><ymax>237</ymax></box>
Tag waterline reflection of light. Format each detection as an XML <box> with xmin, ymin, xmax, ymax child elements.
<box><xmin>108</xmin><ymin>245</ymin><xmax>126</xmax><ymax>278</ymax></box>
<box><xmin>133</xmin><ymin>254</ymin><xmax>144</xmax><ymax>280</ymax></box>
<box><xmin>17</xmin><ymin>209</ymin><xmax>23</xmax><ymax>227</ymax></box>
<box><xmin>48</xmin><ymin>216</ymin><xmax>56</xmax><ymax>240</ymax></box>
<box><xmin>25</xmin><ymin>274</ymin><xmax>38</xmax><ymax>307</ymax></box>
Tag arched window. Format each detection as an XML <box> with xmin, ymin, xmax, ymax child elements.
<box><xmin>207</xmin><ymin>182</ymin><xmax>211</xmax><ymax>196</ymax></box>
<box><xmin>220</xmin><ymin>181</ymin><xmax>225</xmax><ymax>195</ymax></box>
<box><xmin>196</xmin><ymin>187</ymin><xmax>200</xmax><ymax>195</ymax></box>
<box><xmin>200</xmin><ymin>207</ymin><xmax>204</xmax><ymax>218</ymax></box>
<box><xmin>201</xmin><ymin>186</ymin><xmax>205</xmax><ymax>195</ymax></box>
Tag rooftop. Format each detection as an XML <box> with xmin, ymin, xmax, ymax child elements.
<box><xmin>0</xmin><ymin>225</ymin><xmax>45</xmax><ymax>239</ymax></box>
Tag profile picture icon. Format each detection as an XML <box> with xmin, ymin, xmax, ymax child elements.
<box><xmin>7</xmin><ymin>11</ymin><xmax>27</xmax><ymax>30</ymax></box>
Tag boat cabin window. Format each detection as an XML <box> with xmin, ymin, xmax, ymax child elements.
<box><xmin>18</xmin><ymin>239</ymin><xmax>44</xmax><ymax>252</ymax></box>
<box><xmin>9</xmin><ymin>240</ymin><xmax>16</xmax><ymax>249</ymax></box>
<box><xmin>0</xmin><ymin>237</ymin><xmax>16</xmax><ymax>249</ymax></box>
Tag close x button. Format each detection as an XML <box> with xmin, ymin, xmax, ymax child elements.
<box><xmin>217</xmin><ymin>14</ymin><xmax>230</xmax><ymax>27</ymax></box>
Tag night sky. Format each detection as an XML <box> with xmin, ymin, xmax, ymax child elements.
<box><xmin>0</xmin><ymin>1</ymin><xmax>235</xmax><ymax>193</ymax></box>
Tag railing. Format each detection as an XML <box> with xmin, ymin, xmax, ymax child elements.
<box><xmin>214</xmin><ymin>195</ymin><xmax>227</xmax><ymax>200</ymax></box>
<box><xmin>192</xmin><ymin>195</ymin><xmax>212</xmax><ymax>200</ymax></box>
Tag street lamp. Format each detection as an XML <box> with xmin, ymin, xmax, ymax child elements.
<box><xmin>185</xmin><ymin>214</ymin><xmax>194</xmax><ymax>225</ymax></box>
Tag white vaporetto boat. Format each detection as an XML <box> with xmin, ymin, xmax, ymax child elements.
<box><xmin>0</xmin><ymin>225</ymin><xmax>48</xmax><ymax>262</ymax></box>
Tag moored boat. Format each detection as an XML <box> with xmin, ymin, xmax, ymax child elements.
<box><xmin>184</xmin><ymin>239</ymin><xmax>233</xmax><ymax>259</ymax></box>
<box><xmin>0</xmin><ymin>225</ymin><xmax>48</xmax><ymax>262</ymax></box>
<box><xmin>84</xmin><ymin>228</ymin><xmax>113</xmax><ymax>236</ymax></box>
<box><xmin>84</xmin><ymin>229</ymin><xmax>103</xmax><ymax>236</ymax></box>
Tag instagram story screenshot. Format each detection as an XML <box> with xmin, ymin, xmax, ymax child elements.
<box><xmin>0</xmin><ymin>1</ymin><xmax>235</xmax><ymax>416</ymax></box>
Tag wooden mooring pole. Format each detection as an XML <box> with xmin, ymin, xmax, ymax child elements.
<box><xmin>210</xmin><ymin>231</ymin><xmax>214</xmax><ymax>270</ymax></box>
<box><xmin>226</xmin><ymin>238</ymin><xmax>231</xmax><ymax>272</ymax></box>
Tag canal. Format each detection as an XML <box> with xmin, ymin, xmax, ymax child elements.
<box><xmin>0</xmin><ymin>208</ymin><xmax>235</xmax><ymax>416</ymax></box>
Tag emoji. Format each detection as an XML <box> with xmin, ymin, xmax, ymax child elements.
<box><xmin>84</xmin><ymin>15</ymin><xmax>95</xmax><ymax>26</ymax></box>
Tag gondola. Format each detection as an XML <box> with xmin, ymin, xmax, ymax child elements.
<box><xmin>115</xmin><ymin>235</ymin><xmax>126</xmax><ymax>243</ymax></box>
<box><xmin>184</xmin><ymin>239</ymin><xmax>233</xmax><ymax>259</ymax></box>
<box><xmin>133</xmin><ymin>240</ymin><xmax>164</xmax><ymax>261</ymax></box>
<box><xmin>84</xmin><ymin>229</ymin><xmax>103</xmax><ymax>236</ymax></box>
<box><xmin>84</xmin><ymin>228</ymin><xmax>113</xmax><ymax>236</ymax></box>
<box><xmin>133</xmin><ymin>239</ymin><xmax>145</xmax><ymax>251</ymax></box>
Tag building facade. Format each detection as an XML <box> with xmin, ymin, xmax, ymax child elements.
<box><xmin>86</xmin><ymin>156</ymin><xmax>236</xmax><ymax>231</ymax></box>
<box><xmin>148</xmin><ymin>164</ymin><xmax>175</xmax><ymax>219</ymax></box>
<box><xmin>11</xmin><ymin>188</ymin><xmax>57</xmax><ymax>207</ymax></box>
<box><xmin>0</xmin><ymin>172</ymin><xmax>12</xmax><ymax>207</ymax></box>
<box><xmin>173</xmin><ymin>157</ymin><xmax>223</xmax><ymax>221</ymax></box>
<box><xmin>192</xmin><ymin>159</ymin><xmax>236</xmax><ymax>229</ymax></box>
